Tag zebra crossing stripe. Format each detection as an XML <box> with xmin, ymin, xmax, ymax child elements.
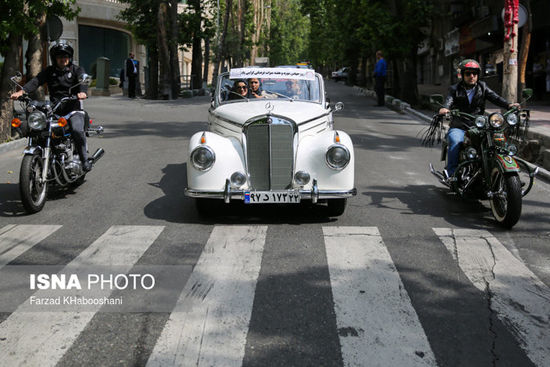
<box><xmin>0</xmin><ymin>225</ymin><xmax>164</xmax><ymax>367</ymax></box>
<box><xmin>0</xmin><ymin>224</ymin><xmax>62</xmax><ymax>269</ymax></box>
<box><xmin>433</xmin><ymin>228</ymin><xmax>550</xmax><ymax>367</ymax></box>
<box><xmin>323</xmin><ymin>226</ymin><xmax>437</xmax><ymax>367</ymax></box>
<box><xmin>146</xmin><ymin>225</ymin><xmax>268</xmax><ymax>367</ymax></box>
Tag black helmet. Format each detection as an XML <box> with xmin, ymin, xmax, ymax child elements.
<box><xmin>458</xmin><ymin>59</ymin><xmax>481</xmax><ymax>77</ymax></box>
<box><xmin>50</xmin><ymin>42</ymin><xmax>74</xmax><ymax>65</ymax></box>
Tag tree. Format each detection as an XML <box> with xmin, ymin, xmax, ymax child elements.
<box><xmin>119</xmin><ymin>0</ymin><xmax>160</xmax><ymax>98</ymax></box>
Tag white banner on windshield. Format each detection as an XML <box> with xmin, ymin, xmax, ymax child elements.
<box><xmin>230</xmin><ymin>67</ymin><xmax>316</xmax><ymax>80</ymax></box>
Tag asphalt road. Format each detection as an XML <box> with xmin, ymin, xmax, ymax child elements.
<box><xmin>0</xmin><ymin>81</ymin><xmax>549</xmax><ymax>367</ymax></box>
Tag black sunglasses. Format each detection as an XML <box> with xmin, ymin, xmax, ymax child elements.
<box><xmin>236</xmin><ymin>86</ymin><xmax>247</xmax><ymax>90</ymax></box>
<box><xmin>464</xmin><ymin>71</ymin><xmax>479</xmax><ymax>77</ymax></box>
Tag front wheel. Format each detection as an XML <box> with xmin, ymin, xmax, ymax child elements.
<box><xmin>327</xmin><ymin>198</ymin><xmax>347</xmax><ymax>217</ymax></box>
<box><xmin>20</xmin><ymin>153</ymin><xmax>48</xmax><ymax>214</ymax></box>
<box><xmin>489</xmin><ymin>168</ymin><xmax>522</xmax><ymax>228</ymax></box>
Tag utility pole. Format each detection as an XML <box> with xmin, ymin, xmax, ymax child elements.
<box><xmin>502</xmin><ymin>0</ymin><xmax>519</xmax><ymax>102</ymax></box>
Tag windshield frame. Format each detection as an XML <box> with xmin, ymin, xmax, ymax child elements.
<box><xmin>214</xmin><ymin>69</ymin><xmax>325</xmax><ymax>108</ymax></box>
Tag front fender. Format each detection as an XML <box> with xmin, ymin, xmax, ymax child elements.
<box><xmin>495</xmin><ymin>154</ymin><xmax>520</xmax><ymax>173</ymax></box>
<box><xmin>23</xmin><ymin>145</ymin><xmax>42</xmax><ymax>156</ymax></box>
<box><xmin>186</xmin><ymin>131</ymin><xmax>245</xmax><ymax>191</ymax></box>
<box><xmin>295</xmin><ymin>130</ymin><xmax>354</xmax><ymax>190</ymax></box>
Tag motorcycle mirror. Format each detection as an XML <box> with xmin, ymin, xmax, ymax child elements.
<box><xmin>334</xmin><ymin>101</ymin><xmax>344</xmax><ymax>112</ymax></box>
<box><xmin>430</xmin><ymin>94</ymin><xmax>445</xmax><ymax>106</ymax></box>
<box><xmin>79</xmin><ymin>73</ymin><xmax>91</xmax><ymax>84</ymax></box>
<box><xmin>521</xmin><ymin>88</ymin><xmax>533</xmax><ymax>100</ymax></box>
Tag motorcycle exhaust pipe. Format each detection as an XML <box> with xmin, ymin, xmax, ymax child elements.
<box><xmin>90</xmin><ymin>148</ymin><xmax>105</xmax><ymax>163</ymax></box>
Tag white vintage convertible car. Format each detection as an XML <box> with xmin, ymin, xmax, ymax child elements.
<box><xmin>185</xmin><ymin>67</ymin><xmax>356</xmax><ymax>216</ymax></box>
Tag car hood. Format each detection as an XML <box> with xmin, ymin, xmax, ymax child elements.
<box><xmin>212</xmin><ymin>100</ymin><xmax>329</xmax><ymax>125</ymax></box>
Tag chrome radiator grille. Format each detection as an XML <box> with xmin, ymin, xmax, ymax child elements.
<box><xmin>246</xmin><ymin>122</ymin><xmax>294</xmax><ymax>190</ymax></box>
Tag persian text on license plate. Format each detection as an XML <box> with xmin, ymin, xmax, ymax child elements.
<box><xmin>244</xmin><ymin>191</ymin><xmax>301</xmax><ymax>204</ymax></box>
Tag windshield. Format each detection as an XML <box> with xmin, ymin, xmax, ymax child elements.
<box><xmin>217</xmin><ymin>67</ymin><xmax>322</xmax><ymax>105</ymax></box>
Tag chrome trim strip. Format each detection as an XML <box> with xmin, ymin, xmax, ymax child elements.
<box><xmin>185</xmin><ymin>188</ymin><xmax>357</xmax><ymax>200</ymax></box>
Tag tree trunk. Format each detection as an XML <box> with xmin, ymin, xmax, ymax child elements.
<box><xmin>147</xmin><ymin>46</ymin><xmax>159</xmax><ymax>100</ymax></box>
<box><xmin>169</xmin><ymin>0</ymin><xmax>180</xmax><ymax>98</ymax></box>
<box><xmin>212</xmin><ymin>0</ymin><xmax>233</xmax><ymax>87</ymax></box>
<box><xmin>503</xmin><ymin>1</ymin><xmax>519</xmax><ymax>103</ymax></box>
<box><xmin>399</xmin><ymin>48</ymin><xmax>419</xmax><ymax>105</ymax></box>
<box><xmin>157</xmin><ymin>1</ymin><xmax>172</xmax><ymax>99</ymax></box>
<box><xmin>0</xmin><ymin>34</ymin><xmax>22</xmax><ymax>142</ymax></box>
<box><xmin>518</xmin><ymin>0</ymin><xmax>532</xmax><ymax>97</ymax></box>
<box><xmin>203</xmin><ymin>37</ymin><xmax>210</xmax><ymax>85</ymax></box>
<box><xmin>25</xmin><ymin>13</ymin><xmax>47</xmax><ymax>100</ymax></box>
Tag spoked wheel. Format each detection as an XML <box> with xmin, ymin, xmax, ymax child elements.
<box><xmin>489</xmin><ymin>167</ymin><xmax>522</xmax><ymax>228</ymax></box>
<box><xmin>327</xmin><ymin>198</ymin><xmax>347</xmax><ymax>217</ymax></box>
<box><xmin>19</xmin><ymin>153</ymin><xmax>48</xmax><ymax>214</ymax></box>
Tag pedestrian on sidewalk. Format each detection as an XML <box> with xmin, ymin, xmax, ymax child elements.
<box><xmin>374</xmin><ymin>50</ymin><xmax>387</xmax><ymax>106</ymax></box>
<box><xmin>125</xmin><ymin>52</ymin><xmax>139</xmax><ymax>98</ymax></box>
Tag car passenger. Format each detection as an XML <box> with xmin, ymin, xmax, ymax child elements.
<box><xmin>228</xmin><ymin>80</ymin><xmax>248</xmax><ymax>100</ymax></box>
<box><xmin>247</xmin><ymin>78</ymin><xmax>266</xmax><ymax>98</ymax></box>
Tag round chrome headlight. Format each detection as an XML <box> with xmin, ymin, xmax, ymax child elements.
<box><xmin>190</xmin><ymin>146</ymin><xmax>215</xmax><ymax>171</ymax></box>
<box><xmin>326</xmin><ymin>145</ymin><xmax>350</xmax><ymax>170</ymax></box>
<box><xmin>294</xmin><ymin>171</ymin><xmax>311</xmax><ymax>186</ymax></box>
<box><xmin>474</xmin><ymin>116</ymin><xmax>486</xmax><ymax>128</ymax></box>
<box><xmin>489</xmin><ymin>113</ymin><xmax>504</xmax><ymax>128</ymax></box>
<box><xmin>230</xmin><ymin>171</ymin><xmax>246</xmax><ymax>187</ymax></box>
<box><xmin>506</xmin><ymin>113</ymin><xmax>518</xmax><ymax>126</ymax></box>
<box><xmin>28</xmin><ymin>111</ymin><xmax>47</xmax><ymax>130</ymax></box>
<box><xmin>465</xmin><ymin>147</ymin><xmax>477</xmax><ymax>160</ymax></box>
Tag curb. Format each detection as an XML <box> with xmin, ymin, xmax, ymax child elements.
<box><xmin>0</xmin><ymin>138</ymin><xmax>26</xmax><ymax>155</ymax></box>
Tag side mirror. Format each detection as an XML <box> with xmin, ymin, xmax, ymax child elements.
<box><xmin>79</xmin><ymin>73</ymin><xmax>91</xmax><ymax>84</ymax></box>
<box><xmin>430</xmin><ymin>94</ymin><xmax>445</xmax><ymax>106</ymax></box>
<box><xmin>13</xmin><ymin>72</ymin><xmax>22</xmax><ymax>83</ymax></box>
<box><xmin>521</xmin><ymin>88</ymin><xmax>533</xmax><ymax>100</ymax></box>
<box><xmin>334</xmin><ymin>101</ymin><xmax>344</xmax><ymax>112</ymax></box>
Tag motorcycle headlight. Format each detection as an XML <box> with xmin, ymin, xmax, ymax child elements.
<box><xmin>489</xmin><ymin>113</ymin><xmax>504</xmax><ymax>128</ymax></box>
<box><xmin>28</xmin><ymin>111</ymin><xmax>47</xmax><ymax>130</ymax></box>
<box><xmin>506</xmin><ymin>113</ymin><xmax>518</xmax><ymax>126</ymax></box>
<box><xmin>190</xmin><ymin>146</ymin><xmax>215</xmax><ymax>171</ymax></box>
<box><xmin>474</xmin><ymin>116</ymin><xmax>486</xmax><ymax>128</ymax></box>
<box><xmin>326</xmin><ymin>145</ymin><xmax>350</xmax><ymax>170</ymax></box>
<box><xmin>466</xmin><ymin>147</ymin><xmax>477</xmax><ymax>160</ymax></box>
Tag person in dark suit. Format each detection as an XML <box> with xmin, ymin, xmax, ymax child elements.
<box><xmin>125</xmin><ymin>52</ymin><xmax>138</xmax><ymax>98</ymax></box>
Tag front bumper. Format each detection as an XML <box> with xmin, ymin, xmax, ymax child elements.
<box><xmin>185</xmin><ymin>179</ymin><xmax>357</xmax><ymax>204</ymax></box>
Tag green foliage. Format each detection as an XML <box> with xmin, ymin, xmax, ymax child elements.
<box><xmin>0</xmin><ymin>0</ymin><xmax>79</xmax><ymax>56</ymax></box>
<box><xmin>269</xmin><ymin>0</ymin><xmax>310</xmax><ymax>66</ymax></box>
<box><xmin>118</xmin><ymin>0</ymin><xmax>160</xmax><ymax>48</ymax></box>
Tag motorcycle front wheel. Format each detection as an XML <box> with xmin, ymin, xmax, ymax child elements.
<box><xmin>19</xmin><ymin>153</ymin><xmax>48</xmax><ymax>214</ymax></box>
<box><xmin>489</xmin><ymin>167</ymin><xmax>522</xmax><ymax>228</ymax></box>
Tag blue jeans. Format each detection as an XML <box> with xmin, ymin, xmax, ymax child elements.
<box><xmin>446</xmin><ymin>128</ymin><xmax>465</xmax><ymax>176</ymax></box>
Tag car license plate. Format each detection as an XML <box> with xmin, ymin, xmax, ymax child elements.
<box><xmin>244</xmin><ymin>191</ymin><xmax>301</xmax><ymax>204</ymax></box>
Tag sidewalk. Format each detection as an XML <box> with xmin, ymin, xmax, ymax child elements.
<box><xmin>416</xmin><ymin>83</ymin><xmax>550</xmax><ymax>177</ymax></box>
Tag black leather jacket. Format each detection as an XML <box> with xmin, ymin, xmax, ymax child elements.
<box><xmin>443</xmin><ymin>80</ymin><xmax>509</xmax><ymax>130</ymax></box>
<box><xmin>23</xmin><ymin>63</ymin><xmax>88</xmax><ymax>114</ymax></box>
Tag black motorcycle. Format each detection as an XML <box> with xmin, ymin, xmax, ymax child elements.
<box><xmin>421</xmin><ymin>89</ymin><xmax>538</xmax><ymax>228</ymax></box>
<box><xmin>10</xmin><ymin>73</ymin><xmax>105</xmax><ymax>213</ymax></box>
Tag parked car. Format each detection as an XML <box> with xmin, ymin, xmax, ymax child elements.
<box><xmin>185</xmin><ymin>67</ymin><xmax>356</xmax><ymax>216</ymax></box>
<box><xmin>331</xmin><ymin>67</ymin><xmax>350</xmax><ymax>82</ymax></box>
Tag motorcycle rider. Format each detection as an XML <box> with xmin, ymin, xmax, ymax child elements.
<box><xmin>438</xmin><ymin>59</ymin><xmax>519</xmax><ymax>179</ymax></box>
<box><xmin>11</xmin><ymin>42</ymin><xmax>91</xmax><ymax>171</ymax></box>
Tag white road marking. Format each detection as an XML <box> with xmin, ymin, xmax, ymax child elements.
<box><xmin>434</xmin><ymin>228</ymin><xmax>550</xmax><ymax>367</ymax></box>
<box><xmin>0</xmin><ymin>224</ymin><xmax>62</xmax><ymax>269</ymax></box>
<box><xmin>147</xmin><ymin>226</ymin><xmax>267</xmax><ymax>367</ymax></box>
<box><xmin>323</xmin><ymin>226</ymin><xmax>437</xmax><ymax>367</ymax></box>
<box><xmin>0</xmin><ymin>225</ymin><xmax>164</xmax><ymax>367</ymax></box>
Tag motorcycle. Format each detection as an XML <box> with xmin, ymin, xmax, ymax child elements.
<box><xmin>421</xmin><ymin>88</ymin><xmax>538</xmax><ymax>228</ymax></box>
<box><xmin>9</xmin><ymin>72</ymin><xmax>105</xmax><ymax>214</ymax></box>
